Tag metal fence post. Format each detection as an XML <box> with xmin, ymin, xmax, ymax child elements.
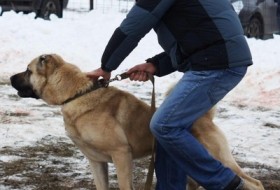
<box><xmin>90</xmin><ymin>0</ymin><xmax>94</xmax><ymax>10</ymax></box>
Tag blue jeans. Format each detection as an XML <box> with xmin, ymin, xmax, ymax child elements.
<box><xmin>150</xmin><ymin>66</ymin><xmax>247</xmax><ymax>190</ymax></box>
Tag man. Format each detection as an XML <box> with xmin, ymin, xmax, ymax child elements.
<box><xmin>86</xmin><ymin>0</ymin><xmax>251</xmax><ymax>189</ymax></box>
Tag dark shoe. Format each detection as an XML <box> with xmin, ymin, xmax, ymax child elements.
<box><xmin>224</xmin><ymin>175</ymin><xmax>244</xmax><ymax>190</ymax></box>
<box><xmin>235</xmin><ymin>180</ymin><xmax>244</xmax><ymax>190</ymax></box>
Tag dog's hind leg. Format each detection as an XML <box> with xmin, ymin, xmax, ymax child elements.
<box><xmin>111</xmin><ymin>149</ymin><xmax>134</xmax><ymax>190</ymax></box>
<box><xmin>88</xmin><ymin>160</ymin><xmax>109</xmax><ymax>190</ymax></box>
<box><xmin>191</xmin><ymin>112</ymin><xmax>264</xmax><ymax>190</ymax></box>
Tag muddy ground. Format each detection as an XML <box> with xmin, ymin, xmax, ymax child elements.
<box><xmin>0</xmin><ymin>134</ymin><xmax>279</xmax><ymax>190</ymax></box>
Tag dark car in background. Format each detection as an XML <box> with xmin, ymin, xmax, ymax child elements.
<box><xmin>231</xmin><ymin>0</ymin><xmax>280</xmax><ymax>39</ymax></box>
<box><xmin>0</xmin><ymin>0</ymin><xmax>68</xmax><ymax>19</ymax></box>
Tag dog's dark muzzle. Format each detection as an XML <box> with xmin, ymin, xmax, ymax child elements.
<box><xmin>10</xmin><ymin>73</ymin><xmax>40</xmax><ymax>99</ymax></box>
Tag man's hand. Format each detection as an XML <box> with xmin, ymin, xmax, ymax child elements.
<box><xmin>86</xmin><ymin>68</ymin><xmax>111</xmax><ymax>82</ymax></box>
<box><xmin>127</xmin><ymin>62</ymin><xmax>156</xmax><ymax>81</ymax></box>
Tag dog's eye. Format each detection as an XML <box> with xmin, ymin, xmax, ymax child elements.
<box><xmin>26</xmin><ymin>68</ymin><xmax>32</xmax><ymax>75</ymax></box>
<box><xmin>39</xmin><ymin>55</ymin><xmax>48</xmax><ymax>64</ymax></box>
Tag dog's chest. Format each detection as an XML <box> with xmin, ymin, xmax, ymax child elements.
<box><xmin>70</xmin><ymin>135</ymin><xmax>112</xmax><ymax>162</ymax></box>
<box><xmin>65</xmin><ymin>124</ymin><xmax>79</xmax><ymax>139</ymax></box>
<box><xmin>64</xmin><ymin>123</ymin><xmax>112</xmax><ymax>162</ymax></box>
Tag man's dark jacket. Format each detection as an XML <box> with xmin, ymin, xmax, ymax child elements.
<box><xmin>101</xmin><ymin>0</ymin><xmax>252</xmax><ymax>76</ymax></box>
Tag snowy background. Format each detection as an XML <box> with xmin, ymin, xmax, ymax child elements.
<box><xmin>0</xmin><ymin>5</ymin><xmax>279</xmax><ymax>190</ymax></box>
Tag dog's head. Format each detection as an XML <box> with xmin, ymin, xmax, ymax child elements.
<box><xmin>10</xmin><ymin>54</ymin><xmax>88</xmax><ymax>105</ymax></box>
<box><xmin>10</xmin><ymin>54</ymin><xmax>61</xmax><ymax>98</ymax></box>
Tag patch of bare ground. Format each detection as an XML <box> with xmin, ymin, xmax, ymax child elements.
<box><xmin>0</xmin><ymin>136</ymin><xmax>279</xmax><ymax>190</ymax></box>
<box><xmin>237</xmin><ymin>161</ymin><xmax>280</xmax><ymax>190</ymax></box>
<box><xmin>0</xmin><ymin>136</ymin><xmax>152</xmax><ymax>190</ymax></box>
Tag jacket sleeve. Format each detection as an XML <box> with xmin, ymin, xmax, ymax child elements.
<box><xmin>146</xmin><ymin>52</ymin><xmax>176</xmax><ymax>77</ymax></box>
<box><xmin>101</xmin><ymin>0</ymin><xmax>176</xmax><ymax>72</ymax></box>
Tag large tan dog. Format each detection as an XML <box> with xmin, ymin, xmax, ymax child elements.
<box><xmin>10</xmin><ymin>54</ymin><xmax>264</xmax><ymax>190</ymax></box>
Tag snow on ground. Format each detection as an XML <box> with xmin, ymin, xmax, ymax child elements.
<box><xmin>0</xmin><ymin>7</ymin><xmax>279</xmax><ymax>189</ymax></box>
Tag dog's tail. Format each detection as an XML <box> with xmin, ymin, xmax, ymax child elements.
<box><xmin>206</xmin><ymin>107</ymin><xmax>216</xmax><ymax>120</ymax></box>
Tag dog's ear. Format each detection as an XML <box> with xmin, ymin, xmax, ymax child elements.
<box><xmin>36</xmin><ymin>54</ymin><xmax>57</xmax><ymax>75</ymax></box>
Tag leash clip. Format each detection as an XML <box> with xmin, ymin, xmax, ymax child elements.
<box><xmin>109</xmin><ymin>73</ymin><xmax>129</xmax><ymax>83</ymax></box>
<box><xmin>98</xmin><ymin>72</ymin><xmax>130</xmax><ymax>88</ymax></box>
<box><xmin>114</xmin><ymin>74</ymin><xmax>123</xmax><ymax>81</ymax></box>
<box><xmin>109</xmin><ymin>74</ymin><xmax>122</xmax><ymax>82</ymax></box>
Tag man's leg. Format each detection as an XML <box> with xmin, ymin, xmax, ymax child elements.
<box><xmin>151</xmin><ymin>66</ymin><xmax>247</xmax><ymax>190</ymax></box>
<box><xmin>155</xmin><ymin>142</ymin><xmax>187</xmax><ymax>190</ymax></box>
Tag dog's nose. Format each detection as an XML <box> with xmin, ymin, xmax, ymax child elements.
<box><xmin>10</xmin><ymin>75</ymin><xmax>15</xmax><ymax>87</ymax></box>
<box><xmin>10</xmin><ymin>75</ymin><xmax>15</xmax><ymax>81</ymax></box>
<box><xmin>10</xmin><ymin>75</ymin><xmax>16</xmax><ymax>85</ymax></box>
<box><xmin>10</xmin><ymin>74</ymin><xmax>19</xmax><ymax>88</ymax></box>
